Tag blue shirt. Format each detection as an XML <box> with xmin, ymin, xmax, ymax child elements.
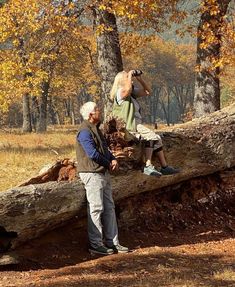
<box><xmin>77</xmin><ymin>129</ymin><xmax>116</xmax><ymax>169</ymax></box>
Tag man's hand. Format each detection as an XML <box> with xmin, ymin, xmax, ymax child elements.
<box><xmin>110</xmin><ymin>159</ymin><xmax>119</xmax><ymax>171</ymax></box>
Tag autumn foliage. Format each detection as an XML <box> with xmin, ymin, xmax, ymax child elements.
<box><xmin>0</xmin><ymin>0</ymin><xmax>234</xmax><ymax>127</ymax></box>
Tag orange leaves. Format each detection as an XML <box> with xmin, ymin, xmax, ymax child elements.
<box><xmin>120</xmin><ymin>32</ymin><xmax>195</xmax><ymax>88</ymax></box>
<box><xmin>95</xmin><ymin>23</ymin><xmax>113</xmax><ymax>36</ymax></box>
<box><xmin>0</xmin><ymin>0</ymin><xmax>42</xmax><ymax>38</ymax></box>
<box><xmin>197</xmin><ymin>0</ymin><xmax>234</xmax><ymax>72</ymax></box>
<box><xmin>95</xmin><ymin>0</ymin><xmax>184</xmax><ymax>31</ymax></box>
<box><xmin>120</xmin><ymin>32</ymin><xmax>154</xmax><ymax>58</ymax></box>
<box><xmin>201</xmin><ymin>0</ymin><xmax>220</xmax><ymax>16</ymax></box>
<box><xmin>0</xmin><ymin>0</ymin><xmax>99</xmax><ymax>110</ymax></box>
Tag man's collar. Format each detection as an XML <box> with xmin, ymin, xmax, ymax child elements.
<box><xmin>84</xmin><ymin>120</ymin><xmax>100</xmax><ymax>128</ymax></box>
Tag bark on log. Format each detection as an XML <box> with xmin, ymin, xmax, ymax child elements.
<box><xmin>0</xmin><ymin>105</ymin><xmax>234</xmax><ymax>250</ymax></box>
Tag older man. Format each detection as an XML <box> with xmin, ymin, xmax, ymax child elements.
<box><xmin>76</xmin><ymin>101</ymin><xmax>128</xmax><ymax>255</ymax></box>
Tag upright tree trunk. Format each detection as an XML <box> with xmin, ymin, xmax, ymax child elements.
<box><xmin>36</xmin><ymin>81</ymin><xmax>49</xmax><ymax>133</ymax></box>
<box><xmin>149</xmin><ymin>86</ymin><xmax>161</xmax><ymax>124</ymax></box>
<box><xmin>161</xmin><ymin>86</ymin><xmax>171</xmax><ymax>126</ymax></box>
<box><xmin>194</xmin><ymin>0</ymin><xmax>231</xmax><ymax>117</ymax></box>
<box><xmin>167</xmin><ymin>88</ymin><xmax>170</xmax><ymax>124</ymax></box>
<box><xmin>172</xmin><ymin>85</ymin><xmax>193</xmax><ymax>121</ymax></box>
<box><xmin>22</xmin><ymin>94</ymin><xmax>32</xmax><ymax>133</ymax></box>
<box><xmin>48</xmin><ymin>95</ymin><xmax>58</xmax><ymax>125</ymax></box>
<box><xmin>63</xmin><ymin>97</ymin><xmax>75</xmax><ymax>125</ymax></box>
<box><xmin>31</xmin><ymin>96</ymin><xmax>40</xmax><ymax>131</ymax></box>
<box><xmin>70</xmin><ymin>98</ymin><xmax>75</xmax><ymax>125</ymax></box>
<box><xmin>93</xmin><ymin>8</ymin><xmax>123</xmax><ymax>118</ymax></box>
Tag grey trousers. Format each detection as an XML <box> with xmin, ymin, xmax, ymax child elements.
<box><xmin>79</xmin><ymin>172</ymin><xmax>119</xmax><ymax>248</ymax></box>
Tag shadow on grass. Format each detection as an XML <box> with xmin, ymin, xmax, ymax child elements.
<box><xmin>36</xmin><ymin>252</ymin><xmax>235</xmax><ymax>287</ymax></box>
<box><xmin>0</xmin><ymin>173</ymin><xmax>234</xmax><ymax>286</ymax></box>
<box><xmin>1</xmin><ymin>244</ymin><xmax>234</xmax><ymax>287</ymax></box>
<box><xmin>0</xmin><ymin>216</ymin><xmax>234</xmax><ymax>272</ymax></box>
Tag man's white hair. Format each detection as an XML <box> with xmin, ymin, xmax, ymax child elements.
<box><xmin>80</xmin><ymin>101</ymin><xmax>97</xmax><ymax>120</ymax></box>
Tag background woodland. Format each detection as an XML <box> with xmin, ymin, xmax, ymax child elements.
<box><xmin>0</xmin><ymin>0</ymin><xmax>234</xmax><ymax>132</ymax></box>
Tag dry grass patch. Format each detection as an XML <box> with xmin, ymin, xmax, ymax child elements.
<box><xmin>0</xmin><ymin>128</ymin><xmax>77</xmax><ymax>191</ymax></box>
<box><xmin>213</xmin><ymin>268</ymin><xmax>235</xmax><ymax>281</ymax></box>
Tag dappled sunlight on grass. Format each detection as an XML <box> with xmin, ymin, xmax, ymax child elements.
<box><xmin>22</xmin><ymin>244</ymin><xmax>235</xmax><ymax>287</ymax></box>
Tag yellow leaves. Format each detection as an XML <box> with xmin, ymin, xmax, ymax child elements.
<box><xmin>120</xmin><ymin>32</ymin><xmax>155</xmax><ymax>58</ymax></box>
<box><xmin>196</xmin><ymin>54</ymin><xmax>227</xmax><ymax>74</ymax></box>
<box><xmin>0</xmin><ymin>0</ymin><xmax>98</xmax><ymax>109</ymax></box>
<box><xmin>132</xmin><ymin>1</ymin><xmax>139</xmax><ymax>6</ymax></box>
<box><xmin>98</xmin><ymin>5</ymin><xmax>107</xmax><ymax>11</ymax></box>
<box><xmin>112</xmin><ymin>3</ymin><xmax>139</xmax><ymax>19</ymax></box>
<box><xmin>12</xmin><ymin>39</ymin><xmax>20</xmax><ymax>47</ymax></box>
<box><xmin>127</xmin><ymin>14</ymin><xmax>137</xmax><ymax>20</ymax></box>
<box><xmin>201</xmin><ymin>0</ymin><xmax>220</xmax><ymax>16</ymax></box>
<box><xmin>0</xmin><ymin>91</ymin><xmax>11</xmax><ymax>112</ymax></box>
<box><xmin>199</xmin><ymin>24</ymin><xmax>218</xmax><ymax>48</ymax></box>
<box><xmin>87</xmin><ymin>84</ymin><xmax>99</xmax><ymax>96</ymax></box>
<box><xmin>52</xmin><ymin>79</ymin><xmax>63</xmax><ymax>89</ymax></box>
<box><xmin>199</xmin><ymin>42</ymin><xmax>207</xmax><ymax>49</ymax></box>
<box><xmin>212</xmin><ymin>58</ymin><xmax>224</xmax><ymax>69</ymax></box>
<box><xmin>115</xmin><ymin>6</ymin><xmax>125</xmax><ymax>17</ymax></box>
<box><xmin>120</xmin><ymin>32</ymin><xmax>195</xmax><ymax>88</ymax></box>
<box><xmin>150</xmin><ymin>3</ymin><xmax>158</xmax><ymax>10</ymax></box>
<box><xmin>210</xmin><ymin>5</ymin><xmax>220</xmax><ymax>16</ymax></box>
<box><xmin>100</xmin><ymin>0</ymin><xmax>183</xmax><ymax>31</ymax></box>
<box><xmin>197</xmin><ymin>1</ymin><xmax>234</xmax><ymax>72</ymax></box>
<box><xmin>0</xmin><ymin>59</ymin><xmax>21</xmax><ymax>80</ymax></box>
<box><xmin>195</xmin><ymin>64</ymin><xmax>201</xmax><ymax>73</ymax></box>
<box><xmin>95</xmin><ymin>23</ymin><xmax>113</xmax><ymax>36</ymax></box>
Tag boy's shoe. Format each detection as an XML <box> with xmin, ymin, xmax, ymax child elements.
<box><xmin>160</xmin><ymin>166</ymin><xmax>180</xmax><ymax>175</ymax></box>
<box><xmin>144</xmin><ymin>165</ymin><xmax>162</xmax><ymax>176</ymax></box>
<box><xmin>89</xmin><ymin>245</ymin><xmax>114</xmax><ymax>255</ymax></box>
<box><xmin>107</xmin><ymin>244</ymin><xmax>129</xmax><ymax>253</ymax></box>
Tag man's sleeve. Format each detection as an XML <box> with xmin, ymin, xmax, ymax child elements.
<box><xmin>77</xmin><ymin>129</ymin><xmax>110</xmax><ymax>169</ymax></box>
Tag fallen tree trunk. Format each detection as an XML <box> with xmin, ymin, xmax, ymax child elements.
<box><xmin>0</xmin><ymin>104</ymin><xmax>234</xmax><ymax>249</ymax></box>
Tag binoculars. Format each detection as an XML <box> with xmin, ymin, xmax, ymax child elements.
<box><xmin>132</xmin><ymin>69</ymin><xmax>143</xmax><ymax>77</ymax></box>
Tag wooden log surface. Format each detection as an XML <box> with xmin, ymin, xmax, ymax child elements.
<box><xmin>0</xmin><ymin>104</ymin><xmax>234</xmax><ymax>249</ymax></box>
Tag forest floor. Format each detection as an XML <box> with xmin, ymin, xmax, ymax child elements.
<box><xmin>0</xmin><ymin>123</ymin><xmax>234</xmax><ymax>287</ymax></box>
<box><xmin>0</xmin><ymin>181</ymin><xmax>234</xmax><ymax>287</ymax></box>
